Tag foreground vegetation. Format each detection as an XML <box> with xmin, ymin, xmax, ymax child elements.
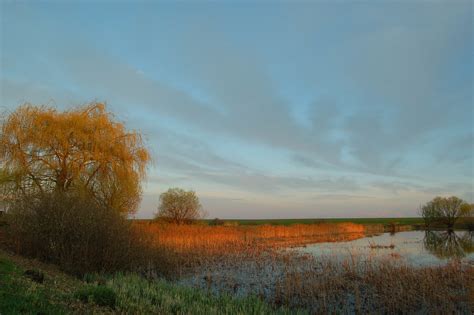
<box><xmin>176</xmin><ymin>234</ymin><xmax>473</xmax><ymax>314</ymax></box>
<box><xmin>0</xmin><ymin>250</ymin><xmax>300</xmax><ymax>314</ymax></box>
<box><xmin>273</xmin><ymin>254</ymin><xmax>472</xmax><ymax>313</ymax></box>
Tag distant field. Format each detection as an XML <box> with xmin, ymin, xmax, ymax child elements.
<box><xmin>203</xmin><ymin>217</ymin><xmax>424</xmax><ymax>226</ymax></box>
<box><xmin>135</xmin><ymin>217</ymin><xmax>424</xmax><ymax>226</ymax></box>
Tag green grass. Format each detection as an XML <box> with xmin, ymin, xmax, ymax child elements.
<box><xmin>0</xmin><ymin>250</ymin><xmax>302</xmax><ymax>314</ymax></box>
<box><xmin>75</xmin><ymin>285</ymin><xmax>117</xmax><ymax>308</ymax></box>
<box><xmin>0</xmin><ymin>256</ymin><xmax>67</xmax><ymax>314</ymax></box>
<box><xmin>108</xmin><ymin>274</ymin><xmax>304</xmax><ymax>314</ymax></box>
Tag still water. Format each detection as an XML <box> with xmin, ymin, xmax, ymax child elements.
<box><xmin>297</xmin><ymin>230</ymin><xmax>474</xmax><ymax>267</ymax></box>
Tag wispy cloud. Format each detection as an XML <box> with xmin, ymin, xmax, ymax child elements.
<box><xmin>1</xmin><ymin>1</ymin><xmax>472</xmax><ymax>217</ymax></box>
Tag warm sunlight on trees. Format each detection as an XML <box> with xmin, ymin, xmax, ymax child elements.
<box><xmin>0</xmin><ymin>102</ymin><xmax>150</xmax><ymax>214</ymax></box>
<box><xmin>156</xmin><ymin>188</ymin><xmax>204</xmax><ymax>224</ymax></box>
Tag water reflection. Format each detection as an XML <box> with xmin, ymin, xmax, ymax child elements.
<box><xmin>423</xmin><ymin>230</ymin><xmax>473</xmax><ymax>259</ymax></box>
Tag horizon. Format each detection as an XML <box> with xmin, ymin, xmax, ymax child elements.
<box><xmin>1</xmin><ymin>1</ymin><xmax>473</xmax><ymax>219</ymax></box>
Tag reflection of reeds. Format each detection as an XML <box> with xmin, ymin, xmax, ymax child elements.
<box><xmin>368</xmin><ymin>242</ymin><xmax>395</xmax><ymax>249</ymax></box>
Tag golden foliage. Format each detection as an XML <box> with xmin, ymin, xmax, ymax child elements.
<box><xmin>0</xmin><ymin>102</ymin><xmax>150</xmax><ymax>213</ymax></box>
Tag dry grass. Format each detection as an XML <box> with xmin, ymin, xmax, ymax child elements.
<box><xmin>274</xmin><ymin>256</ymin><xmax>473</xmax><ymax>313</ymax></box>
<box><xmin>134</xmin><ymin>221</ymin><xmax>365</xmax><ymax>253</ymax></box>
<box><xmin>180</xmin><ymin>247</ymin><xmax>473</xmax><ymax>314</ymax></box>
<box><xmin>129</xmin><ymin>222</ymin><xmax>367</xmax><ymax>278</ymax></box>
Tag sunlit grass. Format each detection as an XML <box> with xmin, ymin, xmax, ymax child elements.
<box><xmin>134</xmin><ymin>221</ymin><xmax>366</xmax><ymax>255</ymax></box>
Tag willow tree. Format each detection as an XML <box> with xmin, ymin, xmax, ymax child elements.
<box><xmin>0</xmin><ymin>102</ymin><xmax>150</xmax><ymax>214</ymax></box>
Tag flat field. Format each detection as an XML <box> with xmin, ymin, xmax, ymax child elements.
<box><xmin>135</xmin><ymin>217</ymin><xmax>424</xmax><ymax>226</ymax></box>
<box><xmin>213</xmin><ymin>217</ymin><xmax>425</xmax><ymax>226</ymax></box>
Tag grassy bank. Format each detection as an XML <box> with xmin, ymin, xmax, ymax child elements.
<box><xmin>0</xmin><ymin>250</ymin><xmax>102</xmax><ymax>314</ymax></box>
<box><xmin>0</xmin><ymin>250</ymin><xmax>300</xmax><ymax>314</ymax></box>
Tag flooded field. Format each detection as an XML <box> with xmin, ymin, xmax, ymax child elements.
<box><xmin>177</xmin><ymin>228</ymin><xmax>473</xmax><ymax>313</ymax></box>
<box><xmin>297</xmin><ymin>230</ymin><xmax>474</xmax><ymax>267</ymax></box>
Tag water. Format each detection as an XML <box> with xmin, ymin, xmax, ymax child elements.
<box><xmin>178</xmin><ymin>229</ymin><xmax>473</xmax><ymax>309</ymax></box>
<box><xmin>297</xmin><ymin>230</ymin><xmax>474</xmax><ymax>267</ymax></box>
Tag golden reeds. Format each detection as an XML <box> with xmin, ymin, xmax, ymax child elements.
<box><xmin>133</xmin><ymin>222</ymin><xmax>365</xmax><ymax>255</ymax></box>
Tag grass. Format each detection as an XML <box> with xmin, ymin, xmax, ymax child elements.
<box><xmin>0</xmin><ymin>258</ymin><xmax>57</xmax><ymax>314</ymax></box>
<box><xmin>0</xmin><ymin>256</ymin><xmax>69</xmax><ymax>314</ymax></box>
<box><xmin>75</xmin><ymin>285</ymin><xmax>117</xmax><ymax>308</ymax></box>
<box><xmin>0</xmin><ymin>249</ymin><xmax>301</xmax><ymax>314</ymax></box>
<box><xmin>107</xmin><ymin>273</ymin><xmax>303</xmax><ymax>314</ymax></box>
<box><xmin>0</xmin><ymin>250</ymin><xmax>109</xmax><ymax>314</ymax></box>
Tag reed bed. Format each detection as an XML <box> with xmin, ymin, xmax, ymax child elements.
<box><xmin>276</xmin><ymin>256</ymin><xmax>473</xmax><ymax>313</ymax></box>
<box><xmin>181</xmin><ymin>249</ymin><xmax>473</xmax><ymax>314</ymax></box>
<box><xmin>129</xmin><ymin>222</ymin><xmax>367</xmax><ymax>279</ymax></box>
<box><xmin>132</xmin><ymin>222</ymin><xmax>472</xmax><ymax>313</ymax></box>
<box><xmin>133</xmin><ymin>222</ymin><xmax>365</xmax><ymax>254</ymax></box>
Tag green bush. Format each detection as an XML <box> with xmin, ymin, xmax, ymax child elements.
<box><xmin>75</xmin><ymin>285</ymin><xmax>116</xmax><ymax>308</ymax></box>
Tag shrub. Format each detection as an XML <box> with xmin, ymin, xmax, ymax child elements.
<box><xmin>6</xmin><ymin>192</ymin><xmax>146</xmax><ymax>276</ymax></box>
<box><xmin>210</xmin><ymin>218</ymin><xmax>224</xmax><ymax>226</ymax></box>
<box><xmin>75</xmin><ymin>285</ymin><xmax>116</xmax><ymax>308</ymax></box>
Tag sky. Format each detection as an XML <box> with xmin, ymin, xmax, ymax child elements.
<box><xmin>1</xmin><ymin>1</ymin><xmax>472</xmax><ymax>219</ymax></box>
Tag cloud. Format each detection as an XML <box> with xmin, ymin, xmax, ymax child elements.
<box><xmin>1</xmin><ymin>2</ymin><xmax>472</xmax><ymax>217</ymax></box>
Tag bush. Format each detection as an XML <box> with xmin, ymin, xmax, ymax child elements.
<box><xmin>6</xmin><ymin>192</ymin><xmax>147</xmax><ymax>276</ymax></box>
<box><xmin>75</xmin><ymin>285</ymin><xmax>116</xmax><ymax>308</ymax></box>
<box><xmin>210</xmin><ymin>218</ymin><xmax>224</xmax><ymax>226</ymax></box>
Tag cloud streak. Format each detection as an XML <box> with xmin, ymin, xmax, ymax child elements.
<box><xmin>1</xmin><ymin>1</ymin><xmax>472</xmax><ymax>217</ymax></box>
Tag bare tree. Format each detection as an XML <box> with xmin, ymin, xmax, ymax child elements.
<box><xmin>155</xmin><ymin>188</ymin><xmax>204</xmax><ymax>224</ymax></box>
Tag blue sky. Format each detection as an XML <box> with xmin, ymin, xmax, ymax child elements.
<box><xmin>1</xmin><ymin>1</ymin><xmax>472</xmax><ymax>218</ymax></box>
